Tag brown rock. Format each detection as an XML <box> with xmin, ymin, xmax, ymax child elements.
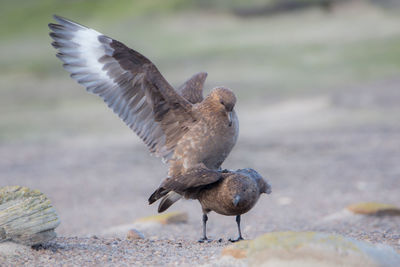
<box><xmin>347</xmin><ymin>202</ymin><xmax>400</xmax><ymax>216</ymax></box>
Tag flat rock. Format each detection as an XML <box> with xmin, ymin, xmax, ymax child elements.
<box><xmin>135</xmin><ymin>211</ymin><xmax>188</xmax><ymax>225</ymax></box>
<box><xmin>220</xmin><ymin>231</ymin><xmax>400</xmax><ymax>267</ymax></box>
<box><xmin>0</xmin><ymin>186</ymin><xmax>60</xmax><ymax>246</ymax></box>
<box><xmin>347</xmin><ymin>202</ymin><xmax>400</xmax><ymax>216</ymax></box>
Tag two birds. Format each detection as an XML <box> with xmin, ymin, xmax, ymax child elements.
<box><xmin>49</xmin><ymin>15</ymin><xmax>271</xmax><ymax>242</ymax></box>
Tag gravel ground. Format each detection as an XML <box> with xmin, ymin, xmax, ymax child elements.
<box><xmin>1</xmin><ymin>238</ymin><xmax>229</xmax><ymax>266</ymax></box>
<box><xmin>1</xmin><ymin>79</ymin><xmax>400</xmax><ymax>265</ymax></box>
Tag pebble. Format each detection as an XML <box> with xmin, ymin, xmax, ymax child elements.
<box><xmin>127</xmin><ymin>229</ymin><xmax>145</xmax><ymax>240</ymax></box>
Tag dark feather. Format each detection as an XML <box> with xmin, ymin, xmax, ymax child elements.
<box><xmin>177</xmin><ymin>72</ymin><xmax>207</xmax><ymax>104</ymax></box>
<box><xmin>149</xmin><ymin>166</ymin><xmax>223</xmax><ymax>204</ymax></box>
<box><xmin>158</xmin><ymin>195</ymin><xmax>176</xmax><ymax>213</ymax></box>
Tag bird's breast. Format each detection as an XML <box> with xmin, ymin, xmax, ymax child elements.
<box><xmin>178</xmin><ymin>114</ymin><xmax>238</xmax><ymax>170</ymax></box>
<box><xmin>198</xmin><ymin>176</ymin><xmax>260</xmax><ymax>216</ymax></box>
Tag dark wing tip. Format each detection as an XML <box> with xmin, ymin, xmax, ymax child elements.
<box><xmin>51</xmin><ymin>41</ymin><xmax>61</xmax><ymax>49</ymax></box>
<box><xmin>197</xmin><ymin>72</ymin><xmax>208</xmax><ymax>85</ymax></box>
<box><xmin>51</xmin><ymin>15</ymin><xmax>87</xmax><ymax>31</ymax></box>
<box><xmin>48</xmin><ymin>23</ymin><xmax>58</xmax><ymax>30</ymax></box>
<box><xmin>52</xmin><ymin>15</ymin><xmax>70</xmax><ymax>25</ymax></box>
<box><xmin>53</xmin><ymin>14</ymin><xmax>71</xmax><ymax>23</ymax></box>
<box><xmin>53</xmin><ymin>14</ymin><xmax>62</xmax><ymax>20</ymax></box>
<box><xmin>199</xmin><ymin>72</ymin><xmax>208</xmax><ymax>78</ymax></box>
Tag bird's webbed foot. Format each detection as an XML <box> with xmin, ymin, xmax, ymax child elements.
<box><xmin>228</xmin><ymin>236</ymin><xmax>244</xmax><ymax>243</ymax></box>
<box><xmin>198</xmin><ymin>237</ymin><xmax>213</xmax><ymax>243</ymax></box>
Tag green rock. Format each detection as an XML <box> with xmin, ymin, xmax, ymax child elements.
<box><xmin>221</xmin><ymin>231</ymin><xmax>400</xmax><ymax>267</ymax></box>
<box><xmin>0</xmin><ymin>186</ymin><xmax>60</xmax><ymax>246</ymax></box>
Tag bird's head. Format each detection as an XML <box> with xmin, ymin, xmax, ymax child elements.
<box><xmin>237</xmin><ymin>168</ymin><xmax>272</xmax><ymax>195</ymax></box>
<box><xmin>208</xmin><ymin>87</ymin><xmax>237</xmax><ymax>126</ymax></box>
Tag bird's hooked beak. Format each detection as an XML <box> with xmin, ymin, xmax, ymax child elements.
<box><xmin>233</xmin><ymin>195</ymin><xmax>240</xmax><ymax>207</ymax></box>
<box><xmin>228</xmin><ymin>111</ymin><xmax>233</xmax><ymax>127</ymax></box>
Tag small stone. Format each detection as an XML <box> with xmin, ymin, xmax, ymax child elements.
<box><xmin>127</xmin><ymin>229</ymin><xmax>145</xmax><ymax>240</ymax></box>
<box><xmin>347</xmin><ymin>202</ymin><xmax>400</xmax><ymax>216</ymax></box>
<box><xmin>135</xmin><ymin>211</ymin><xmax>188</xmax><ymax>225</ymax></box>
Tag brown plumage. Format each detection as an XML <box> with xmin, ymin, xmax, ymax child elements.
<box><xmin>151</xmin><ymin>167</ymin><xmax>271</xmax><ymax>242</ymax></box>
<box><xmin>48</xmin><ymin>16</ymin><xmax>239</xmax><ymax>212</ymax></box>
<box><xmin>198</xmin><ymin>168</ymin><xmax>271</xmax><ymax>242</ymax></box>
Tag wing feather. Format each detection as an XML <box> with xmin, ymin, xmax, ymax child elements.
<box><xmin>177</xmin><ymin>72</ymin><xmax>207</xmax><ymax>104</ymax></box>
<box><xmin>49</xmin><ymin>15</ymin><xmax>196</xmax><ymax>161</ymax></box>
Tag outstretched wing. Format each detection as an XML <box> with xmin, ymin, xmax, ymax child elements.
<box><xmin>49</xmin><ymin>15</ymin><xmax>196</xmax><ymax>162</ymax></box>
<box><xmin>177</xmin><ymin>72</ymin><xmax>207</xmax><ymax>104</ymax></box>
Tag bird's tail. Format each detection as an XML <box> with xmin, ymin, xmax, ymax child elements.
<box><xmin>148</xmin><ymin>187</ymin><xmax>168</xmax><ymax>205</ymax></box>
<box><xmin>158</xmin><ymin>191</ymin><xmax>182</xmax><ymax>213</ymax></box>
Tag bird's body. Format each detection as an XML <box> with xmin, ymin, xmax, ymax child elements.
<box><xmin>151</xmin><ymin>167</ymin><xmax>271</xmax><ymax>241</ymax></box>
<box><xmin>198</xmin><ymin>168</ymin><xmax>271</xmax><ymax>242</ymax></box>
<box><xmin>49</xmin><ymin>15</ymin><xmax>239</xmax><ymax>212</ymax></box>
<box><xmin>198</xmin><ymin>168</ymin><xmax>269</xmax><ymax>216</ymax></box>
<box><xmin>170</xmin><ymin>98</ymin><xmax>239</xmax><ymax>175</ymax></box>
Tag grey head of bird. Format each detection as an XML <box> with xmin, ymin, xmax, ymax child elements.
<box><xmin>236</xmin><ymin>168</ymin><xmax>272</xmax><ymax>195</ymax></box>
<box><xmin>202</xmin><ymin>87</ymin><xmax>237</xmax><ymax>126</ymax></box>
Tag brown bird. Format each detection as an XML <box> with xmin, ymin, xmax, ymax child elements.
<box><xmin>48</xmin><ymin>16</ymin><xmax>239</xmax><ymax>212</ymax></box>
<box><xmin>151</xmin><ymin>167</ymin><xmax>271</xmax><ymax>242</ymax></box>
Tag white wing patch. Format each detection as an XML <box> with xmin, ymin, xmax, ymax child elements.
<box><xmin>72</xmin><ymin>28</ymin><xmax>111</xmax><ymax>82</ymax></box>
<box><xmin>51</xmin><ymin>16</ymin><xmax>118</xmax><ymax>93</ymax></box>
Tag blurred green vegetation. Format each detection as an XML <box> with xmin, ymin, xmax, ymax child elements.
<box><xmin>0</xmin><ymin>0</ymin><xmax>400</xmax><ymax>141</ymax></box>
<box><xmin>2</xmin><ymin>0</ymin><xmax>387</xmax><ymax>37</ymax></box>
<box><xmin>0</xmin><ymin>0</ymin><xmax>190</xmax><ymax>37</ymax></box>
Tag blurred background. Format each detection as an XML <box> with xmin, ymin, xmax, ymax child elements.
<box><xmin>1</xmin><ymin>0</ymin><xmax>399</xmax><ymax>243</ymax></box>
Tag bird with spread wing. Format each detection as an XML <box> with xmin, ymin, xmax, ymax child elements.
<box><xmin>48</xmin><ymin>15</ymin><xmax>239</xmax><ymax>213</ymax></box>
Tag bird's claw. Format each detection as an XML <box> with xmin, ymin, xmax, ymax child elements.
<box><xmin>229</xmin><ymin>236</ymin><xmax>244</xmax><ymax>243</ymax></box>
<box><xmin>198</xmin><ymin>237</ymin><xmax>213</xmax><ymax>243</ymax></box>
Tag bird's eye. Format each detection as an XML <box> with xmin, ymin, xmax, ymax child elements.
<box><xmin>220</xmin><ymin>101</ymin><xmax>225</xmax><ymax>105</ymax></box>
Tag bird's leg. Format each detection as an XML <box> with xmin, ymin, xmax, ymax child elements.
<box><xmin>198</xmin><ymin>214</ymin><xmax>212</xmax><ymax>243</ymax></box>
<box><xmin>229</xmin><ymin>215</ymin><xmax>244</xmax><ymax>242</ymax></box>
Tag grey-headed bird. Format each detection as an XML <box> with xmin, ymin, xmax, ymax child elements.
<box><xmin>150</xmin><ymin>168</ymin><xmax>271</xmax><ymax>242</ymax></box>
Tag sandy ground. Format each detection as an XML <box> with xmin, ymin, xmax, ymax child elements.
<box><xmin>1</xmin><ymin>78</ymin><xmax>400</xmax><ymax>265</ymax></box>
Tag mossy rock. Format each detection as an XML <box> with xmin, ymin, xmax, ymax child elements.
<box><xmin>221</xmin><ymin>231</ymin><xmax>400</xmax><ymax>267</ymax></box>
<box><xmin>135</xmin><ymin>211</ymin><xmax>188</xmax><ymax>225</ymax></box>
<box><xmin>0</xmin><ymin>186</ymin><xmax>60</xmax><ymax>246</ymax></box>
<box><xmin>347</xmin><ymin>202</ymin><xmax>400</xmax><ymax>216</ymax></box>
